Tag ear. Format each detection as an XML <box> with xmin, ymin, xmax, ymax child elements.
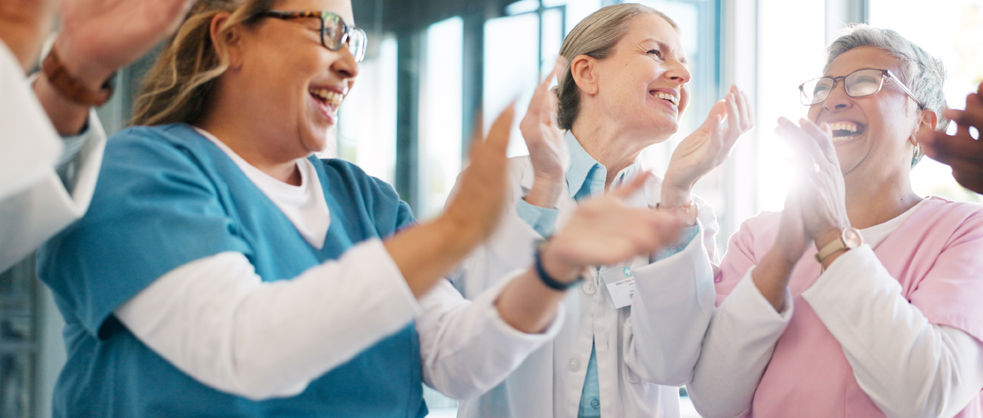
<box><xmin>569</xmin><ymin>54</ymin><xmax>599</xmax><ymax>96</ymax></box>
<box><xmin>910</xmin><ymin>108</ymin><xmax>938</xmax><ymax>146</ymax></box>
<box><xmin>209</xmin><ymin>12</ymin><xmax>244</xmax><ymax>70</ymax></box>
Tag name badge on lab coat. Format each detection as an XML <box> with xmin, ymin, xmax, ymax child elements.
<box><xmin>599</xmin><ymin>264</ymin><xmax>635</xmax><ymax>309</ymax></box>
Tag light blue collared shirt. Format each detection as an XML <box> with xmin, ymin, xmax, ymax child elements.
<box><xmin>515</xmin><ymin>131</ymin><xmax>698</xmax><ymax>418</ymax></box>
<box><xmin>516</xmin><ymin>131</ymin><xmax>641</xmax><ymax>237</ymax></box>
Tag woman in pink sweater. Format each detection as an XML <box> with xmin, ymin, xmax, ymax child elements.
<box><xmin>685</xmin><ymin>24</ymin><xmax>983</xmax><ymax>418</ymax></box>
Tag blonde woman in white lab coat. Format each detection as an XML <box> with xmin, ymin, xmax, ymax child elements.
<box><xmin>454</xmin><ymin>4</ymin><xmax>753</xmax><ymax>417</ymax></box>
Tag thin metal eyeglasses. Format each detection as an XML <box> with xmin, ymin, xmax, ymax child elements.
<box><xmin>258</xmin><ymin>10</ymin><xmax>367</xmax><ymax>62</ymax></box>
<box><xmin>798</xmin><ymin>68</ymin><xmax>924</xmax><ymax>108</ymax></box>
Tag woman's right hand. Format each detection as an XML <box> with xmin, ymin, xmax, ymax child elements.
<box><xmin>662</xmin><ymin>86</ymin><xmax>753</xmax><ymax>207</ymax></box>
<box><xmin>520</xmin><ymin>58</ymin><xmax>568</xmax><ymax>208</ymax></box>
<box><xmin>441</xmin><ymin>104</ymin><xmax>514</xmax><ymax>245</ymax></box>
<box><xmin>387</xmin><ymin>105</ymin><xmax>513</xmax><ymax>297</ymax></box>
<box><xmin>538</xmin><ymin>173</ymin><xmax>683</xmax><ymax>282</ymax></box>
<box><xmin>754</xmin><ymin>188</ymin><xmax>808</xmax><ymax>311</ymax></box>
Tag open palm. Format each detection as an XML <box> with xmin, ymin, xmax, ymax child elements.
<box><xmin>56</xmin><ymin>0</ymin><xmax>193</xmax><ymax>85</ymax></box>
<box><xmin>664</xmin><ymin>86</ymin><xmax>753</xmax><ymax>193</ymax></box>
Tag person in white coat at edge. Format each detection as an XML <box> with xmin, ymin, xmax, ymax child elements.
<box><xmin>35</xmin><ymin>0</ymin><xmax>688</xmax><ymax>416</ymax></box>
<box><xmin>0</xmin><ymin>0</ymin><xmax>194</xmax><ymax>272</ymax></box>
<box><xmin>453</xmin><ymin>4</ymin><xmax>754</xmax><ymax>417</ymax></box>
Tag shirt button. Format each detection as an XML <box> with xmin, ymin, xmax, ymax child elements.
<box><xmin>568</xmin><ymin>358</ymin><xmax>580</xmax><ymax>372</ymax></box>
<box><xmin>582</xmin><ymin>281</ymin><xmax>596</xmax><ymax>295</ymax></box>
<box><xmin>590</xmin><ymin>399</ymin><xmax>600</xmax><ymax>410</ymax></box>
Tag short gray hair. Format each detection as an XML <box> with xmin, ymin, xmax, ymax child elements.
<box><xmin>825</xmin><ymin>24</ymin><xmax>948</xmax><ymax>167</ymax></box>
<box><xmin>556</xmin><ymin>3</ymin><xmax>678</xmax><ymax>130</ymax></box>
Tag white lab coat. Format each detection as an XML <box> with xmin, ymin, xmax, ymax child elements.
<box><xmin>454</xmin><ymin>156</ymin><xmax>719</xmax><ymax>418</ymax></box>
<box><xmin>0</xmin><ymin>39</ymin><xmax>106</xmax><ymax>272</ymax></box>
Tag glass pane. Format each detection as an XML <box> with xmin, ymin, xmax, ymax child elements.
<box><xmin>756</xmin><ymin>0</ymin><xmax>827</xmax><ymax>211</ymax></box>
<box><xmin>484</xmin><ymin>13</ymin><xmax>540</xmax><ymax>158</ymax></box>
<box><xmin>418</xmin><ymin>17</ymin><xmax>465</xmax><ymax>219</ymax></box>
<box><xmin>869</xmin><ymin>0</ymin><xmax>983</xmax><ymax>203</ymax></box>
<box><xmin>336</xmin><ymin>36</ymin><xmax>399</xmax><ymax>185</ymax></box>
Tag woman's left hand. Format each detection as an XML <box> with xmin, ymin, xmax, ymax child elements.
<box><xmin>520</xmin><ymin>58</ymin><xmax>568</xmax><ymax>208</ymax></box>
<box><xmin>662</xmin><ymin>85</ymin><xmax>754</xmax><ymax>206</ymax></box>
<box><xmin>775</xmin><ymin>117</ymin><xmax>851</xmax><ymax>248</ymax></box>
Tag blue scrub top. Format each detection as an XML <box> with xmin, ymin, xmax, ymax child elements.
<box><xmin>37</xmin><ymin>123</ymin><xmax>427</xmax><ymax>418</ymax></box>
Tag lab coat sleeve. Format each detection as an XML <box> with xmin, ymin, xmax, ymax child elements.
<box><xmin>622</xmin><ymin>196</ymin><xmax>719</xmax><ymax>386</ymax></box>
<box><xmin>451</xmin><ymin>159</ymin><xmax>542</xmax><ymax>299</ymax></box>
<box><xmin>115</xmin><ymin>240</ymin><xmax>423</xmax><ymax>401</ymax></box>
<box><xmin>686</xmin><ymin>217</ymin><xmax>793</xmax><ymax>418</ymax></box>
<box><xmin>416</xmin><ymin>274</ymin><xmax>563</xmax><ymax>400</ymax></box>
<box><xmin>0</xmin><ymin>110</ymin><xmax>105</xmax><ymax>272</ymax></box>
<box><xmin>802</xmin><ymin>245</ymin><xmax>983</xmax><ymax>418</ymax></box>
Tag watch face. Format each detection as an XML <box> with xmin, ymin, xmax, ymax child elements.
<box><xmin>842</xmin><ymin>228</ymin><xmax>864</xmax><ymax>248</ymax></box>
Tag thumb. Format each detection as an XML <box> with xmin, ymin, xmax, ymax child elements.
<box><xmin>608</xmin><ymin>172</ymin><xmax>653</xmax><ymax>201</ymax></box>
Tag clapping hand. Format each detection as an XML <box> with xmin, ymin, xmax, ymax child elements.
<box><xmin>520</xmin><ymin>58</ymin><xmax>569</xmax><ymax>208</ymax></box>
<box><xmin>0</xmin><ymin>0</ymin><xmax>58</xmax><ymax>70</ymax></box>
<box><xmin>540</xmin><ymin>173</ymin><xmax>683</xmax><ymax>282</ymax></box>
<box><xmin>919</xmin><ymin>81</ymin><xmax>983</xmax><ymax>194</ymax></box>
<box><xmin>54</xmin><ymin>0</ymin><xmax>194</xmax><ymax>89</ymax></box>
<box><xmin>774</xmin><ymin>117</ymin><xmax>850</xmax><ymax>250</ymax></box>
<box><xmin>662</xmin><ymin>85</ymin><xmax>753</xmax><ymax>206</ymax></box>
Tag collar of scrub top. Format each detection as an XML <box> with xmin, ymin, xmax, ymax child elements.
<box><xmin>564</xmin><ymin>130</ymin><xmax>643</xmax><ymax>202</ymax></box>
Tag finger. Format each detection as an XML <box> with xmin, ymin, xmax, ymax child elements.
<box><xmin>608</xmin><ymin>172</ymin><xmax>654</xmax><ymax>200</ymax></box>
<box><xmin>798</xmin><ymin>118</ymin><xmax>837</xmax><ymax>164</ymax></box>
<box><xmin>946</xmin><ymin>103</ymin><xmax>983</xmax><ymax>136</ymax></box>
<box><xmin>977</xmin><ymin>81</ymin><xmax>983</xmax><ymax>98</ymax></box>
<box><xmin>701</xmin><ymin>99</ymin><xmax>728</xmax><ymax>131</ymax></box>
<box><xmin>725</xmin><ymin>92</ymin><xmax>740</xmax><ymax>141</ymax></box>
<box><xmin>923</xmin><ymin>129</ymin><xmax>983</xmax><ymax>163</ymax></box>
<box><xmin>775</xmin><ymin>117</ymin><xmax>812</xmax><ymax>153</ymax></box>
<box><xmin>740</xmin><ymin>89</ymin><xmax>755</xmax><ymax>131</ymax></box>
<box><xmin>482</xmin><ymin>102</ymin><xmax>515</xmax><ymax>155</ymax></box>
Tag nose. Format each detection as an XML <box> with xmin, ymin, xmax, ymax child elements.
<box><xmin>822</xmin><ymin>80</ymin><xmax>852</xmax><ymax>112</ymax></box>
<box><xmin>331</xmin><ymin>44</ymin><xmax>359</xmax><ymax>79</ymax></box>
<box><xmin>666</xmin><ymin>58</ymin><xmax>691</xmax><ymax>85</ymax></box>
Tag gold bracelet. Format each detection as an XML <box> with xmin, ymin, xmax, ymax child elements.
<box><xmin>655</xmin><ymin>201</ymin><xmax>698</xmax><ymax>226</ymax></box>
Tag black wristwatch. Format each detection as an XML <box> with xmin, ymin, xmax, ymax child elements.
<box><xmin>534</xmin><ymin>239</ymin><xmax>583</xmax><ymax>291</ymax></box>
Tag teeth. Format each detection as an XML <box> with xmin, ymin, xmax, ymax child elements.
<box><xmin>827</xmin><ymin>121</ymin><xmax>861</xmax><ymax>142</ymax></box>
<box><xmin>653</xmin><ymin>91</ymin><xmax>678</xmax><ymax>106</ymax></box>
<box><xmin>828</xmin><ymin>121</ymin><xmax>858</xmax><ymax>133</ymax></box>
<box><xmin>309</xmin><ymin>88</ymin><xmax>343</xmax><ymax>108</ymax></box>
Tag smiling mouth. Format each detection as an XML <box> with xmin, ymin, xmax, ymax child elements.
<box><xmin>650</xmin><ymin>91</ymin><xmax>679</xmax><ymax>107</ymax></box>
<box><xmin>828</xmin><ymin>121</ymin><xmax>865</xmax><ymax>142</ymax></box>
<box><xmin>309</xmin><ymin>87</ymin><xmax>343</xmax><ymax>109</ymax></box>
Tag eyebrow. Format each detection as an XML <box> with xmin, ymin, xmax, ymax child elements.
<box><xmin>646</xmin><ymin>39</ymin><xmax>687</xmax><ymax>64</ymax></box>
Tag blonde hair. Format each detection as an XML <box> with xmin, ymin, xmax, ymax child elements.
<box><xmin>132</xmin><ymin>0</ymin><xmax>275</xmax><ymax>126</ymax></box>
<box><xmin>556</xmin><ymin>3</ymin><xmax>678</xmax><ymax>130</ymax></box>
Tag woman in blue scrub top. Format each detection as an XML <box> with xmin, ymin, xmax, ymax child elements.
<box><xmin>455</xmin><ymin>4</ymin><xmax>754</xmax><ymax>417</ymax></box>
<box><xmin>36</xmin><ymin>0</ymin><xmax>686</xmax><ymax>417</ymax></box>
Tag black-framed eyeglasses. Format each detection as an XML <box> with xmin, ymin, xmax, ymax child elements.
<box><xmin>259</xmin><ymin>10</ymin><xmax>367</xmax><ymax>62</ymax></box>
<box><xmin>798</xmin><ymin>68</ymin><xmax>924</xmax><ymax>108</ymax></box>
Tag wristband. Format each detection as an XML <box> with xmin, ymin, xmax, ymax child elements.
<box><xmin>41</xmin><ymin>46</ymin><xmax>116</xmax><ymax>107</ymax></box>
<box><xmin>534</xmin><ymin>240</ymin><xmax>582</xmax><ymax>291</ymax></box>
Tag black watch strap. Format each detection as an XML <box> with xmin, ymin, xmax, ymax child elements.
<box><xmin>534</xmin><ymin>240</ymin><xmax>582</xmax><ymax>291</ymax></box>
